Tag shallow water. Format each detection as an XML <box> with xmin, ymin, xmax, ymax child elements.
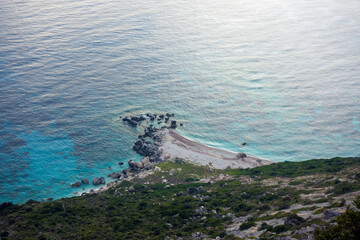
<box><xmin>0</xmin><ymin>0</ymin><xmax>359</xmax><ymax>203</ymax></box>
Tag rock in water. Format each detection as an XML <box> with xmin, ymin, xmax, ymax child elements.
<box><xmin>70</xmin><ymin>182</ymin><xmax>82</xmax><ymax>187</ymax></box>
<box><xmin>122</xmin><ymin>117</ymin><xmax>138</xmax><ymax>127</ymax></box>
<box><xmin>110</xmin><ymin>172</ymin><xmax>122</xmax><ymax>179</ymax></box>
<box><xmin>170</xmin><ymin>120</ymin><xmax>177</xmax><ymax>129</ymax></box>
<box><xmin>128</xmin><ymin>160</ymin><xmax>137</xmax><ymax>169</ymax></box>
<box><xmin>93</xmin><ymin>177</ymin><xmax>106</xmax><ymax>185</ymax></box>
<box><xmin>81</xmin><ymin>179</ymin><xmax>90</xmax><ymax>184</ymax></box>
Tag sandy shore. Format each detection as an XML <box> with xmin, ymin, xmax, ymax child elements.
<box><xmin>159</xmin><ymin>129</ymin><xmax>273</xmax><ymax>169</ymax></box>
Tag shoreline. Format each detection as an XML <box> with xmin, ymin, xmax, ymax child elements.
<box><xmin>160</xmin><ymin>129</ymin><xmax>273</xmax><ymax>169</ymax></box>
<box><xmin>84</xmin><ymin>128</ymin><xmax>272</xmax><ymax>196</ymax></box>
<box><xmin>80</xmin><ymin>113</ymin><xmax>273</xmax><ymax>196</ymax></box>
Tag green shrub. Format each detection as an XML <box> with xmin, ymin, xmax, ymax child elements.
<box><xmin>239</xmin><ymin>221</ymin><xmax>256</xmax><ymax>231</ymax></box>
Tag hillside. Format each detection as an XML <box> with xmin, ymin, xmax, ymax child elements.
<box><xmin>1</xmin><ymin>157</ymin><xmax>360</xmax><ymax>240</ymax></box>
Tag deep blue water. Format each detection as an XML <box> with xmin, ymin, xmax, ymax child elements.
<box><xmin>0</xmin><ymin>0</ymin><xmax>359</xmax><ymax>203</ymax></box>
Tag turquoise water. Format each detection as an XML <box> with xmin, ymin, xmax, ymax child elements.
<box><xmin>0</xmin><ymin>0</ymin><xmax>359</xmax><ymax>203</ymax></box>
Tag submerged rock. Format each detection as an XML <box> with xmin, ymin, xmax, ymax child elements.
<box><xmin>81</xmin><ymin>179</ymin><xmax>90</xmax><ymax>184</ymax></box>
<box><xmin>70</xmin><ymin>182</ymin><xmax>82</xmax><ymax>188</ymax></box>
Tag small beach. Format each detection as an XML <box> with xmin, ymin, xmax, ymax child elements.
<box><xmin>160</xmin><ymin>129</ymin><xmax>273</xmax><ymax>169</ymax></box>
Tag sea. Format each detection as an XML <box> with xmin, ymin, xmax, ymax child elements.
<box><xmin>0</xmin><ymin>0</ymin><xmax>359</xmax><ymax>203</ymax></box>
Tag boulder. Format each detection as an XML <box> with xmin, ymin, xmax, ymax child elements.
<box><xmin>141</xmin><ymin>157</ymin><xmax>151</xmax><ymax>166</ymax></box>
<box><xmin>170</xmin><ymin>120</ymin><xmax>177</xmax><ymax>129</ymax></box>
<box><xmin>128</xmin><ymin>160</ymin><xmax>137</xmax><ymax>169</ymax></box>
<box><xmin>81</xmin><ymin>179</ymin><xmax>89</xmax><ymax>184</ymax></box>
<box><xmin>169</xmin><ymin>169</ymin><xmax>176</xmax><ymax>176</ymax></box>
<box><xmin>118</xmin><ymin>162</ymin><xmax>124</xmax><ymax>166</ymax></box>
<box><xmin>70</xmin><ymin>181</ymin><xmax>82</xmax><ymax>188</ymax></box>
<box><xmin>93</xmin><ymin>177</ymin><xmax>106</xmax><ymax>185</ymax></box>
<box><xmin>154</xmin><ymin>166</ymin><xmax>161</xmax><ymax>173</ymax></box>
<box><xmin>135</xmin><ymin>161</ymin><xmax>144</xmax><ymax>169</ymax></box>
<box><xmin>144</xmin><ymin>165</ymin><xmax>152</xmax><ymax>170</ymax></box>
<box><xmin>122</xmin><ymin>168</ymin><xmax>129</xmax><ymax>175</ymax></box>
<box><xmin>110</xmin><ymin>172</ymin><xmax>122</xmax><ymax>179</ymax></box>
<box><xmin>236</xmin><ymin>152</ymin><xmax>247</xmax><ymax>158</ymax></box>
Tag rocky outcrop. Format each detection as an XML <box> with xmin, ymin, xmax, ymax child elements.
<box><xmin>141</xmin><ymin>157</ymin><xmax>151</xmax><ymax>168</ymax></box>
<box><xmin>93</xmin><ymin>177</ymin><xmax>106</xmax><ymax>185</ymax></box>
<box><xmin>132</xmin><ymin>140</ymin><xmax>159</xmax><ymax>157</ymax></box>
<box><xmin>128</xmin><ymin>160</ymin><xmax>146</xmax><ymax>171</ymax></box>
<box><xmin>135</xmin><ymin>161</ymin><xmax>144</xmax><ymax>169</ymax></box>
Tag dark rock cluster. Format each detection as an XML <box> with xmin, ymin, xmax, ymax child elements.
<box><xmin>124</xmin><ymin>112</ymin><xmax>182</xmax><ymax>162</ymax></box>
<box><xmin>69</xmin><ymin>112</ymin><xmax>181</xmax><ymax>192</ymax></box>
<box><xmin>121</xmin><ymin>112</ymin><xmax>178</xmax><ymax>129</ymax></box>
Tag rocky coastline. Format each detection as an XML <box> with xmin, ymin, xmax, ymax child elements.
<box><xmin>68</xmin><ymin>112</ymin><xmax>180</xmax><ymax>197</ymax></box>
<box><xmin>66</xmin><ymin>112</ymin><xmax>271</xmax><ymax>197</ymax></box>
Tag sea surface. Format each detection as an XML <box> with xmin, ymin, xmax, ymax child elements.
<box><xmin>0</xmin><ymin>0</ymin><xmax>359</xmax><ymax>203</ymax></box>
